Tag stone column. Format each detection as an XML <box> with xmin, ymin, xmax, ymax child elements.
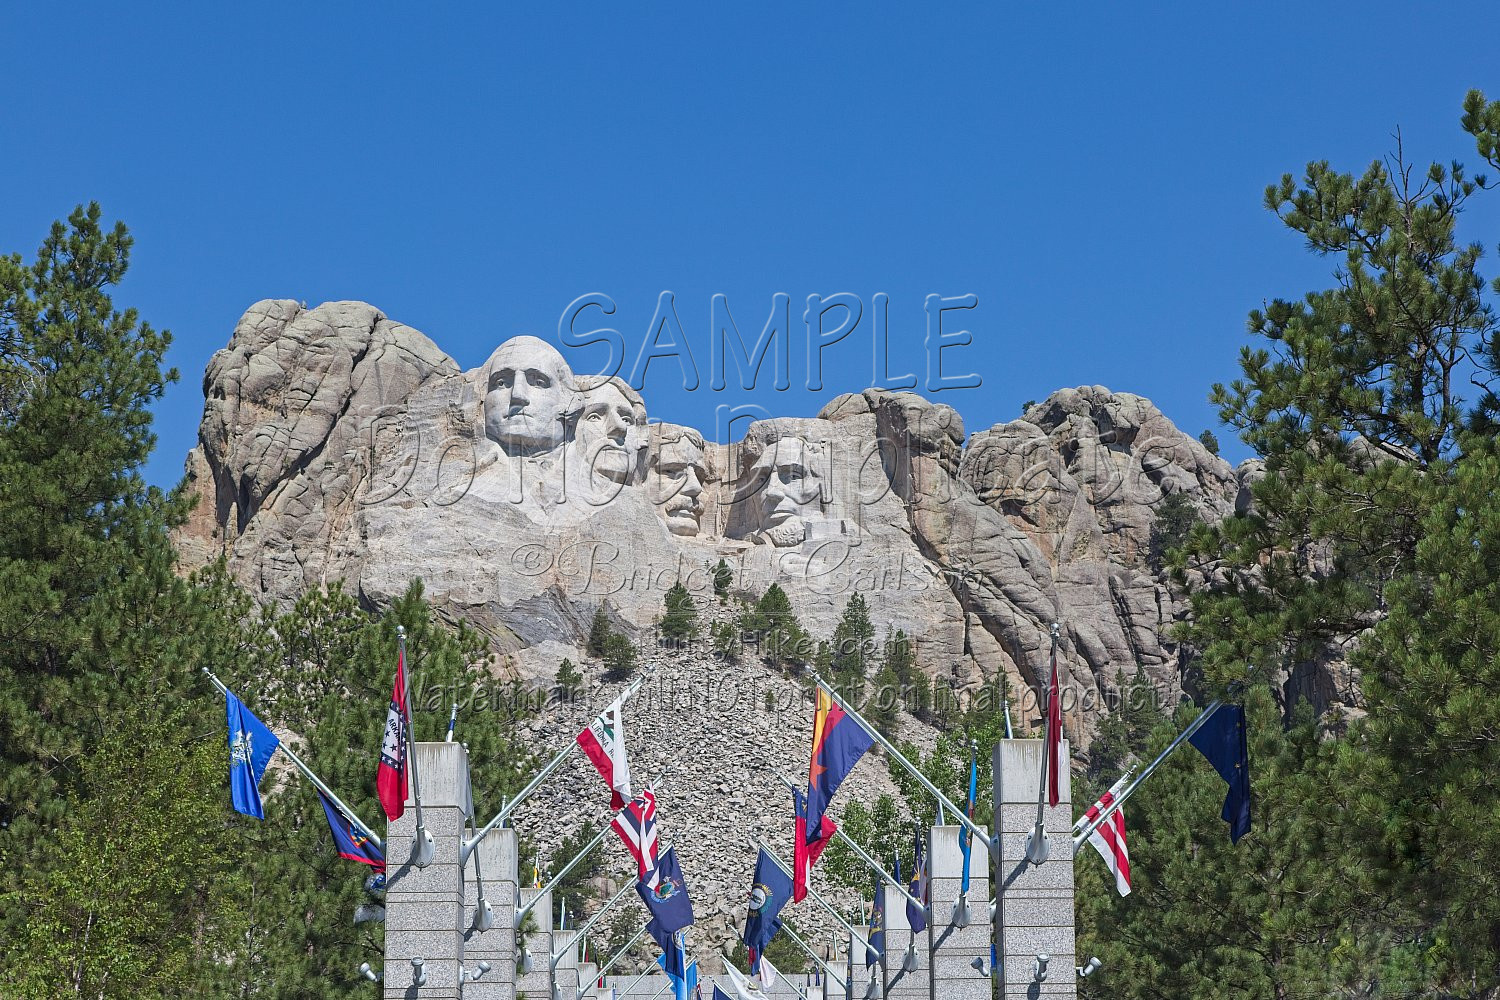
<box><xmin>992</xmin><ymin>739</ymin><xmax>1075</xmax><ymax>999</ymax></box>
<box><xmin>879</xmin><ymin>883</ymin><xmax>923</xmax><ymax>999</ymax></box>
<box><xmin>515</xmin><ymin>886</ymin><xmax>554</xmax><ymax>999</ymax></box>
<box><xmin>926</xmin><ymin>824</ymin><xmax>993</xmax><ymax>1000</ymax></box>
<box><xmin>463</xmin><ymin>827</ymin><xmax>518</xmax><ymax>1000</ymax></box>
<box><xmin>384</xmin><ymin>742</ymin><xmax>473</xmax><ymax>1000</ymax></box>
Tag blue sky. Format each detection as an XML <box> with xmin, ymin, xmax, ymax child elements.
<box><xmin>3</xmin><ymin>4</ymin><xmax>1497</xmax><ymax>487</ymax></box>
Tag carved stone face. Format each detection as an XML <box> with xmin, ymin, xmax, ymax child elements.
<box><xmin>574</xmin><ymin>380</ymin><xmax>647</xmax><ymax>485</ymax></box>
<box><xmin>650</xmin><ymin>428</ymin><xmax>709</xmax><ymax>536</ymax></box>
<box><xmin>482</xmin><ymin>337</ymin><xmax>574</xmax><ymax>455</ymax></box>
<box><xmin>752</xmin><ymin>436</ymin><xmax>826</xmax><ymax>546</ymax></box>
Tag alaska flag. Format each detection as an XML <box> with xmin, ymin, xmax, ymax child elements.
<box><xmin>639</xmin><ymin>846</ymin><xmax>695</xmax><ymax>934</ymax></box>
<box><xmin>960</xmin><ymin>750</ymin><xmax>978</xmax><ymax>894</ymax></box>
<box><xmin>316</xmin><ymin>789</ymin><xmax>385</xmax><ymax>871</ymax></box>
<box><xmin>866</xmin><ymin>871</ymin><xmax>885</xmax><ymax>967</ymax></box>
<box><xmin>743</xmin><ymin>848</ymin><xmax>793</xmax><ymax>970</ymax></box>
<box><xmin>792</xmin><ymin>786</ymin><xmax>836</xmax><ymax>903</ymax></box>
<box><xmin>804</xmin><ymin>689</ymin><xmax>875</xmax><ymax>848</ymax></box>
<box><xmin>225</xmin><ymin>690</ymin><xmax>280</xmax><ymax>819</ymax></box>
<box><xmin>906</xmin><ymin>829</ymin><xmax>928</xmax><ymax>933</ymax></box>
<box><xmin>1188</xmin><ymin>702</ymin><xmax>1252</xmax><ymax>843</ymax></box>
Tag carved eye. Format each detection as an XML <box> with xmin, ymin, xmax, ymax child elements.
<box><xmin>527</xmin><ymin>371</ymin><xmax>551</xmax><ymax>388</ymax></box>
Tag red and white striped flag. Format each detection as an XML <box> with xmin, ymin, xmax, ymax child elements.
<box><xmin>577</xmin><ymin>693</ymin><xmax>632</xmax><ymax>810</ymax></box>
<box><xmin>611</xmin><ymin>788</ymin><xmax>660</xmax><ymax>879</ymax></box>
<box><xmin>376</xmin><ymin>644</ymin><xmax>409</xmax><ymax>821</ymax></box>
<box><xmin>1046</xmin><ymin>650</ymin><xmax>1064</xmax><ymax>807</ymax></box>
<box><xmin>1077</xmin><ymin>777</ymin><xmax>1131</xmax><ymax>896</ymax></box>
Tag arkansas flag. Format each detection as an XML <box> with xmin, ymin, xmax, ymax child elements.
<box><xmin>577</xmin><ymin>693</ymin><xmax>631</xmax><ymax>809</ymax></box>
<box><xmin>611</xmin><ymin>788</ymin><xmax>660</xmax><ymax>879</ymax></box>
<box><xmin>792</xmin><ymin>787</ymin><xmax>835</xmax><ymax>903</ymax></box>
<box><xmin>376</xmin><ymin>644</ymin><xmax>410</xmax><ymax>821</ymax></box>
<box><xmin>1077</xmin><ymin>776</ymin><xmax>1131</xmax><ymax>895</ymax></box>
<box><xmin>1046</xmin><ymin>649</ymin><xmax>1064</xmax><ymax>807</ymax></box>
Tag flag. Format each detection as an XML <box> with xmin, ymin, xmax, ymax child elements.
<box><xmin>225</xmin><ymin>690</ymin><xmax>280</xmax><ymax>819</ymax></box>
<box><xmin>720</xmin><ymin>960</ymin><xmax>763</xmax><ymax>999</ymax></box>
<box><xmin>713</xmin><ymin>987</ymin><xmax>735</xmax><ymax>1000</ymax></box>
<box><xmin>906</xmin><ymin>828</ymin><xmax>928</xmax><ymax>933</ymax></box>
<box><xmin>866</xmin><ymin>871</ymin><xmax>886</xmax><ymax>967</ymax></box>
<box><xmin>804</xmin><ymin>689</ymin><xmax>874</xmax><ymax>849</ymax></box>
<box><xmin>316</xmin><ymin>789</ymin><xmax>385</xmax><ymax>870</ymax></box>
<box><xmin>649</xmin><ymin>923</ymin><xmax>696</xmax><ymax>1000</ymax></box>
<box><xmin>532</xmin><ymin>863</ymin><xmax>542</xmax><ymax>888</ymax></box>
<box><xmin>756</xmin><ymin>956</ymin><xmax>781</xmax><ymax>990</ymax></box>
<box><xmin>1046</xmin><ymin>648</ymin><xmax>1063</xmax><ymax>807</ymax></box>
<box><xmin>1188</xmin><ymin>702</ymin><xmax>1252</xmax><ymax>843</ymax></box>
<box><xmin>376</xmin><ymin>644</ymin><xmax>410</xmax><ymax>821</ymax></box>
<box><xmin>612</xmin><ymin>788</ymin><xmax>660</xmax><ymax>879</ymax></box>
<box><xmin>960</xmin><ymin>750</ymin><xmax>978</xmax><ymax>894</ymax></box>
<box><xmin>792</xmin><ymin>787</ymin><xmax>836</xmax><ymax>903</ymax></box>
<box><xmin>577</xmin><ymin>693</ymin><xmax>632</xmax><ymax>810</ymax></box>
<box><xmin>639</xmin><ymin>846</ymin><xmax>695</xmax><ymax>934</ymax></box>
<box><xmin>1078</xmin><ymin>771</ymin><xmax>1132</xmax><ymax>895</ymax></box>
<box><xmin>743</xmin><ymin>848</ymin><xmax>793</xmax><ymax>972</ymax></box>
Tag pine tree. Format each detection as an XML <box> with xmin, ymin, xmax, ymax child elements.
<box><xmin>660</xmin><ymin>581</ymin><xmax>698</xmax><ymax>642</ymax></box>
<box><xmin>602</xmin><ymin>633</ymin><xmax>638</xmax><ymax>682</ymax></box>
<box><xmin>556</xmin><ymin>657</ymin><xmax>583</xmax><ymax>700</ymax></box>
<box><xmin>712</xmin><ymin>558</ymin><xmax>733</xmax><ymax>603</ymax></box>
<box><xmin>587</xmin><ymin>606</ymin><xmax>611</xmax><ymax>658</ymax></box>
<box><xmin>829</xmin><ymin>593</ymin><xmax>875</xmax><ymax>697</ymax></box>
<box><xmin>740</xmin><ymin>583</ymin><xmax>809</xmax><ymax>666</ymax></box>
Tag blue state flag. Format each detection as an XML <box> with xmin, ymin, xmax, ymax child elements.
<box><xmin>1188</xmin><ymin>702</ymin><xmax>1252</xmax><ymax>843</ymax></box>
<box><xmin>960</xmin><ymin>750</ymin><xmax>978</xmax><ymax>894</ymax></box>
<box><xmin>651</xmin><ymin>924</ymin><xmax>696</xmax><ymax>1000</ymax></box>
<box><xmin>866</xmin><ymin>871</ymin><xmax>886</xmax><ymax>967</ymax></box>
<box><xmin>225</xmin><ymin>690</ymin><xmax>280</xmax><ymax>819</ymax></box>
<box><xmin>316</xmin><ymin>789</ymin><xmax>385</xmax><ymax>871</ymax></box>
<box><xmin>743</xmin><ymin>847</ymin><xmax>793</xmax><ymax>970</ymax></box>
<box><xmin>906</xmin><ymin>828</ymin><xmax>928</xmax><ymax>933</ymax></box>
<box><xmin>639</xmin><ymin>846</ymin><xmax>695</xmax><ymax>934</ymax></box>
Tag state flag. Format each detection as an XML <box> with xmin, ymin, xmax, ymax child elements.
<box><xmin>959</xmin><ymin>750</ymin><xmax>978</xmax><ymax>894</ymax></box>
<box><xmin>906</xmin><ymin>829</ymin><xmax>928</xmax><ymax>933</ymax></box>
<box><xmin>577</xmin><ymin>693</ymin><xmax>632</xmax><ymax>810</ymax></box>
<box><xmin>316</xmin><ymin>789</ymin><xmax>385</xmax><ymax>871</ymax></box>
<box><xmin>376</xmin><ymin>644</ymin><xmax>410</xmax><ymax>821</ymax></box>
<box><xmin>866</xmin><ymin>872</ymin><xmax>886</xmax><ymax>967</ymax></box>
<box><xmin>792</xmin><ymin>786</ymin><xmax>836</xmax><ymax>903</ymax></box>
<box><xmin>743</xmin><ymin>847</ymin><xmax>793</xmax><ymax>972</ymax></box>
<box><xmin>612</xmin><ymin>788</ymin><xmax>660</xmax><ymax>879</ymax></box>
<box><xmin>639</xmin><ymin>845</ymin><xmax>695</xmax><ymax>934</ymax></box>
<box><xmin>1046</xmin><ymin>649</ymin><xmax>1063</xmax><ymax>807</ymax></box>
<box><xmin>804</xmin><ymin>689</ymin><xmax>874</xmax><ymax>850</ymax></box>
<box><xmin>1189</xmin><ymin>702</ymin><xmax>1252</xmax><ymax>843</ymax></box>
<box><xmin>224</xmin><ymin>689</ymin><xmax>280</xmax><ymax>819</ymax></box>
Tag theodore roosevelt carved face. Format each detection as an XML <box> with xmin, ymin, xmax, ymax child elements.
<box><xmin>649</xmin><ymin>424</ymin><xmax>709</xmax><ymax>536</ymax></box>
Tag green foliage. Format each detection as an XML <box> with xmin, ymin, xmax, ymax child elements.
<box><xmin>712</xmin><ymin>558</ymin><xmax>734</xmax><ymax>603</ymax></box>
<box><xmin>660</xmin><ymin>581</ymin><xmax>698</xmax><ymax>642</ymax></box>
<box><xmin>1147</xmin><ymin>492</ymin><xmax>1198</xmax><ymax>573</ymax></box>
<box><xmin>1198</xmin><ymin>428</ymin><xmax>1220</xmax><ymax>455</ymax></box>
<box><xmin>820</xmin><ymin>793</ymin><xmax>912</xmax><ymax>894</ymax></box>
<box><xmin>587</xmin><ymin>606</ymin><xmax>611</xmax><ymax>658</ymax></box>
<box><xmin>726</xmin><ymin>915</ymin><xmax>810</xmax><ymax>974</ymax></box>
<box><xmin>737</xmin><ymin>583</ymin><xmax>810</xmax><ymax>666</ymax></box>
<box><xmin>555</xmin><ymin>657</ymin><xmax>583</xmax><ymax>700</ymax></box>
<box><xmin>829</xmin><ymin>593</ymin><xmax>875</xmax><ymax>698</ymax></box>
<box><xmin>550</xmin><ymin>821</ymin><xmax>603</xmax><ymax>919</ymax></box>
<box><xmin>602</xmin><ymin>633</ymin><xmax>638</xmax><ymax>682</ymax></box>
<box><xmin>710</xmin><ymin>620</ymin><xmax>740</xmax><ymax>662</ymax></box>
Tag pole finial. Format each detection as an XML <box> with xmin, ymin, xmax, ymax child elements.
<box><xmin>1049</xmin><ymin>621</ymin><xmax>1061</xmax><ymax>639</ymax></box>
<box><xmin>396</xmin><ymin>624</ymin><xmax>406</xmax><ymax>638</ymax></box>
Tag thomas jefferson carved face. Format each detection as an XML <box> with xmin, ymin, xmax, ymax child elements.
<box><xmin>751</xmin><ymin>436</ymin><xmax>827</xmax><ymax>546</ymax></box>
<box><xmin>482</xmin><ymin>337</ymin><xmax>574</xmax><ymax>455</ymax></box>
<box><xmin>649</xmin><ymin>427</ymin><xmax>709</xmax><ymax>536</ymax></box>
<box><xmin>574</xmin><ymin>379</ymin><xmax>648</xmax><ymax>486</ymax></box>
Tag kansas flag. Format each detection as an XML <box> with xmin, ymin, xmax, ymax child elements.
<box><xmin>804</xmin><ymin>689</ymin><xmax>874</xmax><ymax>847</ymax></box>
<box><xmin>1188</xmin><ymin>702</ymin><xmax>1252</xmax><ymax>843</ymax></box>
<box><xmin>317</xmin><ymin>789</ymin><xmax>385</xmax><ymax>871</ymax></box>
<box><xmin>225</xmin><ymin>690</ymin><xmax>280</xmax><ymax>819</ymax></box>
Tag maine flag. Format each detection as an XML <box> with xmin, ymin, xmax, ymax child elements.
<box><xmin>1189</xmin><ymin>702</ymin><xmax>1252</xmax><ymax>843</ymax></box>
<box><xmin>639</xmin><ymin>845</ymin><xmax>695</xmax><ymax>935</ymax></box>
<box><xmin>225</xmin><ymin>690</ymin><xmax>280</xmax><ymax>819</ymax></box>
<box><xmin>317</xmin><ymin>789</ymin><xmax>385</xmax><ymax>871</ymax></box>
<box><xmin>804</xmin><ymin>688</ymin><xmax>874</xmax><ymax>849</ymax></box>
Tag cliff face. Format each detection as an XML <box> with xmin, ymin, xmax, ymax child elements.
<box><xmin>177</xmin><ymin>300</ymin><xmax>1255</xmax><ymax>741</ymax></box>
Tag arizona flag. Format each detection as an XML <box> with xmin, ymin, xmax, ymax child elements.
<box><xmin>804</xmin><ymin>689</ymin><xmax>874</xmax><ymax>851</ymax></box>
<box><xmin>577</xmin><ymin>694</ymin><xmax>631</xmax><ymax>810</ymax></box>
<box><xmin>1046</xmin><ymin>649</ymin><xmax>1064</xmax><ymax>807</ymax></box>
<box><xmin>792</xmin><ymin>787</ymin><xmax>836</xmax><ymax>903</ymax></box>
<box><xmin>1079</xmin><ymin>782</ymin><xmax>1131</xmax><ymax>895</ymax></box>
<box><xmin>376</xmin><ymin>644</ymin><xmax>410</xmax><ymax>821</ymax></box>
<box><xmin>612</xmin><ymin>788</ymin><xmax>660</xmax><ymax>879</ymax></box>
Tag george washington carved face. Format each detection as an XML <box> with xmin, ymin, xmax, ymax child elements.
<box><xmin>481</xmin><ymin>336</ymin><xmax>575</xmax><ymax>455</ymax></box>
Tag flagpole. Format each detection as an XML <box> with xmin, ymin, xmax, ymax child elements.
<box><xmin>200</xmin><ymin>667</ymin><xmax>385</xmax><ymax>853</ymax></box>
<box><xmin>551</xmin><ymin>865</ymin><xmax>651</xmax><ymax>967</ymax></box>
<box><xmin>1071</xmin><ymin>767</ymin><xmax>1135</xmax><ymax>836</ymax></box>
<box><xmin>465</xmin><ymin>809</ymin><xmax>495</xmax><ymax>932</ymax></box>
<box><xmin>752</xmin><ymin>838</ymin><xmax>872</xmax><ymax>952</ymax></box>
<box><xmin>1072</xmin><ymin>700</ymin><xmax>1224</xmax><ymax>855</ymax></box>
<box><xmin>1025</xmin><ymin>623</ymin><xmax>1061</xmax><ymax>867</ymax></box>
<box><xmin>395</xmin><ymin>626</ymin><xmax>434</xmax><ymax>867</ymax></box>
<box><xmin>808</xmin><ymin>674</ymin><xmax>991</xmax><ymax>853</ymax></box>
<box><xmin>592</xmin><ymin>922</ymin><xmax>651</xmax><ymax>983</ymax></box>
<box><xmin>774</xmin><ymin>774</ymin><xmax>923</xmax><ymax>912</ymax></box>
<box><xmin>780</xmin><ymin>923</ymin><xmax>850</xmax><ymax>993</ymax></box>
<box><xmin>464</xmin><ymin>672</ymin><xmax>649</xmax><ymax>862</ymax></box>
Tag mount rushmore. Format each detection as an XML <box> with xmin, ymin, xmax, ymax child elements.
<box><xmin>175</xmin><ymin>298</ymin><xmax>1265</xmax><ymax>742</ymax></box>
